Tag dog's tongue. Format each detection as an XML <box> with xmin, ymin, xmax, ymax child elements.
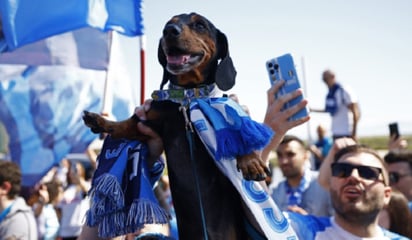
<box><xmin>167</xmin><ymin>55</ymin><xmax>190</xmax><ymax>65</ymax></box>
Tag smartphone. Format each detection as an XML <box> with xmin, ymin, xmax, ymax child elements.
<box><xmin>266</xmin><ymin>53</ymin><xmax>308</xmax><ymax>121</ymax></box>
<box><xmin>389</xmin><ymin>122</ymin><xmax>400</xmax><ymax>140</ymax></box>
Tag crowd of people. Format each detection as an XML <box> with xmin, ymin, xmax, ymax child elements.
<box><xmin>0</xmin><ymin>69</ymin><xmax>411</xmax><ymax>239</ymax></box>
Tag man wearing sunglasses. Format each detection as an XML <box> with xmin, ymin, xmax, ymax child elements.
<box><xmin>287</xmin><ymin>143</ymin><xmax>408</xmax><ymax>239</ymax></box>
<box><xmin>384</xmin><ymin>150</ymin><xmax>412</xmax><ymax>212</ymax></box>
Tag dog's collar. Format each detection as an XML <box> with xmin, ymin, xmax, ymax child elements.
<box><xmin>151</xmin><ymin>84</ymin><xmax>220</xmax><ymax>105</ymax></box>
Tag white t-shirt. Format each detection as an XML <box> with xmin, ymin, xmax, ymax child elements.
<box><xmin>285</xmin><ymin>212</ymin><xmax>407</xmax><ymax>240</ymax></box>
<box><xmin>331</xmin><ymin>85</ymin><xmax>358</xmax><ymax>136</ymax></box>
<box><xmin>57</xmin><ymin>185</ymin><xmax>90</xmax><ymax>237</ymax></box>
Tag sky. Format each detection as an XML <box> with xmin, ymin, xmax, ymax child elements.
<box><xmin>119</xmin><ymin>0</ymin><xmax>412</xmax><ymax>141</ymax></box>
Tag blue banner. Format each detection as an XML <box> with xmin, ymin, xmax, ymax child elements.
<box><xmin>0</xmin><ymin>65</ymin><xmax>137</xmax><ymax>186</ymax></box>
<box><xmin>0</xmin><ymin>28</ymin><xmax>110</xmax><ymax>70</ymax></box>
<box><xmin>0</xmin><ymin>0</ymin><xmax>143</xmax><ymax>51</ymax></box>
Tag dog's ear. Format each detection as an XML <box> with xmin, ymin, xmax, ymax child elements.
<box><xmin>158</xmin><ymin>39</ymin><xmax>170</xmax><ymax>90</ymax></box>
<box><xmin>215</xmin><ymin>30</ymin><xmax>236</xmax><ymax>91</ymax></box>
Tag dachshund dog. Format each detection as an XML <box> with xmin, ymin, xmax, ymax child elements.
<box><xmin>83</xmin><ymin>12</ymin><xmax>269</xmax><ymax>239</ymax></box>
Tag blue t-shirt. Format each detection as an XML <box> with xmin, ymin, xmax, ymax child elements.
<box><xmin>286</xmin><ymin>212</ymin><xmax>408</xmax><ymax>240</ymax></box>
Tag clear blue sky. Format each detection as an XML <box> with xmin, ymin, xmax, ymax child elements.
<box><xmin>120</xmin><ymin>0</ymin><xmax>412</xmax><ymax>141</ymax></box>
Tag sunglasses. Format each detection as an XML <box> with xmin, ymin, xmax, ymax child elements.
<box><xmin>331</xmin><ymin>162</ymin><xmax>383</xmax><ymax>181</ymax></box>
<box><xmin>389</xmin><ymin>172</ymin><xmax>412</xmax><ymax>184</ymax></box>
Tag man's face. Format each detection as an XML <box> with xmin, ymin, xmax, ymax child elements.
<box><xmin>276</xmin><ymin>140</ymin><xmax>308</xmax><ymax>179</ymax></box>
<box><xmin>387</xmin><ymin>162</ymin><xmax>412</xmax><ymax>201</ymax></box>
<box><xmin>330</xmin><ymin>152</ymin><xmax>391</xmax><ymax>222</ymax></box>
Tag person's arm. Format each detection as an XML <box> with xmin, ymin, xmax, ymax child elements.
<box><xmin>32</xmin><ymin>184</ymin><xmax>49</xmax><ymax>217</ymax></box>
<box><xmin>348</xmin><ymin>102</ymin><xmax>360</xmax><ymax>140</ymax></box>
<box><xmin>318</xmin><ymin>137</ymin><xmax>357</xmax><ymax>190</ymax></box>
<box><xmin>261</xmin><ymin>80</ymin><xmax>310</xmax><ymax>164</ymax></box>
<box><xmin>85</xmin><ymin>146</ymin><xmax>98</xmax><ymax>170</ymax></box>
<box><xmin>388</xmin><ymin>135</ymin><xmax>408</xmax><ymax>151</ymax></box>
<box><xmin>309</xmin><ymin>145</ymin><xmax>324</xmax><ymax>162</ymax></box>
<box><xmin>309</xmin><ymin>107</ymin><xmax>326</xmax><ymax>113</ymax></box>
<box><xmin>134</xmin><ymin>100</ymin><xmax>164</xmax><ymax>168</ymax></box>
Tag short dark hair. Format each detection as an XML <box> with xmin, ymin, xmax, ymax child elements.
<box><xmin>384</xmin><ymin>150</ymin><xmax>412</xmax><ymax>171</ymax></box>
<box><xmin>0</xmin><ymin>161</ymin><xmax>22</xmax><ymax>199</ymax></box>
<box><xmin>334</xmin><ymin>144</ymin><xmax>389</xmax><ymax>185</ymax></box>
<box><xmin>280</xmin><ymin>135</ymin><xmax>306</xmax><ymax>148</ymax></box>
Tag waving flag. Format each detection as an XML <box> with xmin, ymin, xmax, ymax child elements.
<box><xmin>0</xmin><ymin>0</ymin><xmax>143</xmax><ymax>51</ymax></box>
<box><xmin>0</xmin><ymin>28</ymin><xmax>109</xmax><ymax>70</ymax></box>
<box><xmin>0</xmin><ymin>64</ymin><xmax>138</xmax><ymax>186</ymax></box>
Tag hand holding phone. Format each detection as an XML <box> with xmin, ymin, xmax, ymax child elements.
<box><xmin>266</xmin><ymin>53</ymin><xmax>308</xmax><ymax>121</ymax></box>
<box><xmin>389</xmin><ymin>122</ymin><xmax>400</xmax><ymax>140</ymax></box>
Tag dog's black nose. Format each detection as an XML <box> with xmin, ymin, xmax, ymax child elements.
<box><xmin>163</xmin><ymin>23</ymin><xmax>182</xmax><ymax>38</ymax></box>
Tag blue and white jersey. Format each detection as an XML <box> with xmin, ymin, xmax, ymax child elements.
<box><xmin>286</xmin><ymin>212</ymin><xmax>408</xmax><ymax>240</ymax></box>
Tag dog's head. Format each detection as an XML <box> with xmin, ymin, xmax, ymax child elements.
<box><xmin>158</xmin><ymin>12</ymin><xmax>236</xmax><ymax>91</ymax></box>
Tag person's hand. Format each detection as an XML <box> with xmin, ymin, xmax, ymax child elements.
<box><xmin>261</xmin><ymin>81</ymin><xmax>310</xmax><ymax>165</ymax></box>
<box><xmin>135</xmin><ymin>100</ymin><xmax>164</xmax><ymax>166</ymax></box>
<box><xmin>330</xmin><ymin>137</ymin><xmax>357</xmax><ymax>156</ymax></box>
<box><xmin>388</xmin><ymin>135</ymin><xmax>408</xmax><ymax>152</ymax></box>
<box><xmin>263</xmin><ymin>80</ymin><xmax>310</xmax><ymax>136</ymax></box>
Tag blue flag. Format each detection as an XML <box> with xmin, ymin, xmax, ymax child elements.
<box><xmin>0</xmin><ymin>28</ymin><xmax>110</xmax><ymax>70</ymax></box>
<box><xmin>0</xmin><ymin>0</ymin><xmax>143</xmax><ymax>51</ymax></box>
<box><xmin>0</xmin><ymin>64</ymin><xmax>138</xmax><ymax>186</ymax></box>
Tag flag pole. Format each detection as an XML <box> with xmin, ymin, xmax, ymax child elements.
<box><xmin>301</xmin><ymin>56</ymin><xmax>312</xmax><ymax>143</ymax></box>
<box><xmin>101</xmin><ymin>31</ymin><xmax>114</xmax><ymax>117</ymax></box>
<box><xmin>139</xmin><ymin>35</ymin><xmax>146</xmax><ymax>104</ymax></box>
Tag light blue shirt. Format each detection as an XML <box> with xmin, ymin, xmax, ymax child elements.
<box><xmin>270</xmin><ymin>170</ymin><xmax>334</xmax><ymax>217</ymax></box>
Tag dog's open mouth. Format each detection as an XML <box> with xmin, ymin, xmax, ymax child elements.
<box><xmin>166</xmin><ymin>51</ymin><xmax>204</xmax><ymax>74</ymax></box>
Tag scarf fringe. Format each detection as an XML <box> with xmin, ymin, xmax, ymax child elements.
<box><xmin>127</xmin><ymin>198</ymin><xmax>170</xmax><ymax>228</ymax></box>
<box><xmin>98</xmin><ymin>209</ymin><xmax>128</xmax><ymax>238</ymax></box>
<box><xmin>215</xmin><ymin>117</ymin><xmax>273</xmax><ymax>160</ymax></box>
<box><xmin>86</xmin><ymin>173</ymin><xmax>125</xmax><ymax>227</ymax></box>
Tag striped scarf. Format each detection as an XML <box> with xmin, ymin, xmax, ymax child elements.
<box><xmin>190</xmin><ymin>97</ymin><xmax>298</xmax><ymax>239</ymax></box>
<box><xmin>85</xmin><ymin>136</ymin><xmax>169</xmax><ymax>238</ymax></box>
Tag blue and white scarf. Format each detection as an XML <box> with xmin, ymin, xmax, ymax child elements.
<box><xmin>325</xmin><ymin>83</ymin><xmax>342</xmax><ymax>116</ymax></box>
<box><xmin>85</xmin><ymin>136</ymin><xmax>169</xmax><ymax>238</ymax></box>
<box><xmin>286</xmin><ymin>168</ymin><xmax>312</xmax><ymax>207</ymax></box>
<box><xmin>189</xmin><ymin>97</ymin><xmax>298</xmax><ymax>239</ymax></box>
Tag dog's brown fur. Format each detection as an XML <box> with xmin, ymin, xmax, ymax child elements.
<box><xmin>83</xmin><ymin>12</ymin><xmax>268</xmax><ymax>239</ymax></box>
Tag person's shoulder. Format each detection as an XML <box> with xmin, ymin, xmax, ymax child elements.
<box><xmin>269</xmin><ymin>179</ymin><xmax>287</xmax><ymax>192</ymax></box>
<box><xmin>11</xmin><ymin>197</ymin><xmax>33</xmax><ymax>212</ymax></box>
<box><xmin>382</xmin><ymin>228</ymin><xmax>410</xmax><ymax>240</ymax></box>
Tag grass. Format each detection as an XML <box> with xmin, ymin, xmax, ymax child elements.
<box><xmin>358</xmin><ymin>135</ymin><xmax>412</xmax><ymax>150</ymax></box>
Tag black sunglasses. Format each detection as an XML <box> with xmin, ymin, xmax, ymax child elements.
<box><xmin>389</xmin><ymin>172</ymin><xmax>412</xmax><ymax>184</ymax></box>
<box><xmin>331</xmin><ymin>162</ymin><xmax>383</xmax><ymax>181</ymax></box>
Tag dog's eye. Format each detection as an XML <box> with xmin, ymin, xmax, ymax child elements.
<box><xmin>193</xmin><ymin>21</ymin><xmax>207</xmax><ymax>32</ymax></box>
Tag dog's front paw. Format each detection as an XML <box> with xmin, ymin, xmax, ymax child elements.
<box><xmin>82</xmin><ymin>111</ymin><xmax>110</xmax><ymax>134</ymax></box>
<box><xmin>236</xmin><ymin>151</ymin><xmax>271</xmax><ymax>181</ymax></box>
